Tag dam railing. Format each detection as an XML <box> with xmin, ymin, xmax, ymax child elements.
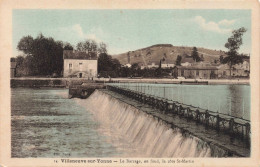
<box><xmin>106</xmin><ymin>85</ymin><xmax>251</xmax><ymax>143</ymax></box>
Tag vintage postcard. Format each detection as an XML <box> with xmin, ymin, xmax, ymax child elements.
<box><xmin>0</xmin><ymin>0</ymin><xmax>259</xmax><ymax>166</ymax></box>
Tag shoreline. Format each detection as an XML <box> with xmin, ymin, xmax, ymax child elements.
<box><xmin>11</xmin><ymin>77</ymin><xmax>250</xmax><ymax>85</ymax></box>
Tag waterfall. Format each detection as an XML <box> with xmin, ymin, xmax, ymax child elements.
<box><xmin>76</xmin><ymin>90</ymin><xmax>228</xmax><ymax>157</ymax></box>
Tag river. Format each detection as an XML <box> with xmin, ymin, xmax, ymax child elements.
<box><xmin>11</xmin><ymin>88</ymin><xmax>120</xmax><ymax>158</ymax></box>
<box><xmin>11</xmin><ymin>84</ymin><xmax>250</xmax><ymax>157</ymax></box>
<box><xmin>107</xmin><ymin>83</ymin><xmax>250</xmax><ymax>120</ymax></box>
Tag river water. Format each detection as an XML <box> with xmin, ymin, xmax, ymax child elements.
<box><xmin>107</xmin><ymin>83</ymin><xmax>250</xmax><ymax>120</ymax></box>
<box><xmin>11</xmin><ymin>88</ymin><xmax>120</xmax><ymax>158</ymax></box>
<box><xmin>11</xmin><ymin>84</ymin><xmax>250</xmax><ymax>157</ymax></box>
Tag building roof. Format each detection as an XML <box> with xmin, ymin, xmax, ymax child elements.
<box><xmin>181</xmin><ymin>57</ymin><xmax>194</xmax><ymax>64</ymax></box>
<box><xmin>11</xmin><ymin>62</ymin><xmax>17</xmax><ymax>69</ymax></box>
<box><xmin>175</xmin><ymin>65</ymin><xmax>218</xmax><ymax>70</ymax></box>
<box><xmin>63</xmin><ymin>50</ymin><xmax>97</xmax><ymax>60</ymax></box>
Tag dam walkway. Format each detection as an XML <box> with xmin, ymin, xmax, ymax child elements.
<box><xmin>104</xmin><ymin>85</ymin><xmax>250</xmax><ymax>157</ymax></box>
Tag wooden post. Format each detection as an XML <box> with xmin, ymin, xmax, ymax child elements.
<box><xmin>164</xmin><ymin>101</ymin><xmax>169</xmax><ymax>114</ymax></box>
<box><xmin>229</xmin><ymin>118</ymin><xmax>234</xmax><ymax>135</ymax></box>
<box><xmin>172</xmin><ymin>102</ymin><xmax>176</xmax><ymax>114</ymax></box>
<box><xmin>196</xmin><ymin>109</ymin><xmax>200</xmax><ymax>123</ymax></box>
<box><xmin>245</xmin><ymin>122</ymin><xmax>250</xmax><ymax>140</ymax></box>
<box><xmin>186</xmin><ymin>107</ymin><xmax>190</xmax><ymax>118</ymax></box>
<box><xmin>216</xmin><ymin>115</ymin><xmax>220</xmax><ymax>132</ymax></box>
<box><xmin>179</xmin><ymin>105</ymin><xmax>183</xmax><ymax>115</ymax></box>
<box><xmin>205</xmin><ymin>110</ymin><xmax>209</xmax><ymax>127</ymax></box>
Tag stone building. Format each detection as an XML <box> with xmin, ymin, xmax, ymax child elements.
<box><xmin>217</xmin><ymin>60</ymin><xmax>250</xmax><ymax>78</ymax></box>
<box><xmin>173</xmin><ymin>65</ymin><xmax>218</xmax><ymax>79</ymax></box>
<box><xmin>10</xmin><ymin>62</ymin><xmax>17</xmax><ymax>78</ymax></box>
<box><xmin>180</xmin><ymin>56</ymin><xmax>195</xmax><ymax>66</ymax></box>
<box><xmin>161</xmin><ymin>59</ymin><xmax>175</xmax><ymax>69</ymax></box>
<box><xmin>63</xmin><ymin>50</ymin><xmax>98</xmax><ymax>78</ymax></box>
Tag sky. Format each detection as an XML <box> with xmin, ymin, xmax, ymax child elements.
<box><xmin>13</xmin><ymin>9</ymin><xmax>251</xmax><ymax>56</ymax></box>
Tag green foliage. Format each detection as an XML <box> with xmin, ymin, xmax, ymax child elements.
<box><xmin>219</xmin><ymin>55</ymin><xmax>224</xmax><ymax>64</ymax></box>
<box><xmin>175</xmin><ymin>55</ymin><xmax>182</xmax><ymax>66</ymax></box>
<box><xmin>131</xmin><ymin>63</ymin><xmax>139</xmax><ymax>70</ymax></box>
<box><xmin>98</xmin><ymin>42</ymin><xmax>107</xmax><ymax>54</ymax></box>
<box><xmin>17</xmin><ymin>35</ymin><xmax>34</xmax><ymax>55</ymax></box>
<box><xmin>223</xmin><ymin>27</ymin><xmax>247</xmax><ymax>76</ymax></box>
<box><xmin>98</xmin><ymin>53</ymin><xmax>121</xmax><ymax>76</ymax></box>
<box><xmin>191</xmin><ymin>47</ymin><xmax>201</xmax><ymax>62</ymax></box>
<box><xmin>63</xmin><ymin>43</ymin><xmax>74</xmax><ymax>50</ymax></box>
<box><xmin>16</xmin><ymin>34</ymin><xmax>73</xmax><ymax>76</ymax></box>
<box><xmin>225</xmin><ymin>27</ymin><xmax>247</xmax><ymax>55</ymax></box>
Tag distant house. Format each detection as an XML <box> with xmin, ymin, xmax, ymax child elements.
<box><xmin>121</xmin><ymin>63</ymin><xmax>132</xmax><ymax>68</ymax></box>
<box><xmin>180</xmin><ymin>56</ymin><xmax>195</xmax><ymax>66</ymax></box>
<box><xmin>217</xmin><ymin>60</ymin><xmax>250</xmax><ymax>78</ymax></box>
<box><xmin>125</xmin><ymin>63</ymin><xmax>132</xmax><ymax>68</ymax></box>
<box><xmin>173</xmin><ymin>65</ymin><xmax>218</xmax><ymax>79</ymax></box>
<box><xmin>10</xmin><ymin>62</ymin><xmax>17</xmax><ymax>78</ymax></box>
<box><xmin>140</xmin><ymin>64</ymin><xmax>146</xmax><ymax>69</ymax></box>
<box><xmin>147</xmin><ymin>62</ymin><xmax>159</xmax><ymax>69</ymax></box>
<box><xmin>63</xmin><ymin>50</ymin><xmax>98</xmax><ymax>78</ymax></box>
<box><xmin>161</xmin><ymin>59</ymin><xmax>175</xmax><ymax>69</ymax></box>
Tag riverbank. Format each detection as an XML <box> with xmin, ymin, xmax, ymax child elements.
<box><xmin>11</xmin><ymin>77</ymin><xmax>249</xmax><ymax>87</ymax></box>
<box><xmin>105</xmin><ymin>78</ymin><xmax>250</xmax><ymax>85</ymax></box>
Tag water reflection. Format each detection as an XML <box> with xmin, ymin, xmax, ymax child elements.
<box><xmin>108</xmin><ymin>83</ymin><xmax>250</xmax><ymax>120</ymax></box>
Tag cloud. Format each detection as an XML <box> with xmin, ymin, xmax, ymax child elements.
<box><xmin>193</xmin><ymin>16</ymin><xmax>235</xmax><ymax>34</ymax></box>
<box><xmin>72</xmin><ymin>24</ymin><xmax>103</xmax><ymax>42</ymax></box>
<box><xmin>218</xmin><ymin>19</ymin><xmax>236</xmax><ymax>26</ymax></box>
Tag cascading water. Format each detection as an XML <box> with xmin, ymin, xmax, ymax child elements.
<box><xmin>75</xmin><ymin>90</ymin><xmax>228</xmax><ymax>157</ymax></box>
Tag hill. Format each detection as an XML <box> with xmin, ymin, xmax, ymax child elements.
<box><xmin>112</xmin><ymin>44</ymin><xmax>228</xmax><ymax>66</ymax></box>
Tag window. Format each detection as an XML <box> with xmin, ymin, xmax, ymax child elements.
<box><xmin>181</xmin><ymin>69</ymin><xmax>184</xmax><ymax>76</ymax></box>
<box><xmin>69</xmin><ymin>63</ymin><xmax>72</xmax><ymax>73</ymax></box>
<box><xmin>79</xmin><ymin>62</ymin><xmax>83</xmax><ymax>71</ymax></box>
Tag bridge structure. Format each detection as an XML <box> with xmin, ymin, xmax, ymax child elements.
<box><xmin>106</xmin><ymin>85</ymin><xmax>251</xmax><ymax>145</ymax></box>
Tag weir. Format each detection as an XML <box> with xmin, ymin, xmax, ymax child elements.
<box><xmin>83</xmin><ymin>90</ymin><xmax>223</xmax><ymax>157</ymax></box>
<box><xmin>85</xmin><ymin>88</ymin><xmax>250</xmax><ymax>157</ymax></box>
<box><xmin>106</xmin><ymin>85</ymin><xmax>251</xmax><ymax>141</ymax></box>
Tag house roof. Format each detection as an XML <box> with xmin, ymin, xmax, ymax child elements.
<box><xmin>11</xmin><ymin>62</ymin><xmax>17</xmax><ymax>68</ymax></box>
<box><xmin>175</xmin><ymin>65</ymin><xmax>218</xmax><ymax>70</ymax></box>
<box><xmin>63</xmin><ymin>50</ymin><xmax>97</xmax><ymax>60</ymax></box>
<box><xmin>181</xmin><ymin>57</ymin><xmax>194</xmax><ymax>64</ymax></box>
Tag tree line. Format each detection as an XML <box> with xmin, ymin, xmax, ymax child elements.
<box><xmin>13</xmin><ymin>27</ymin><xmax>248</xmax><ymax>78</ymax></box>
<box><xmin>14</xmin><ymin>34</ymin><xmax>119</xmax><ymax>77</ymax></box>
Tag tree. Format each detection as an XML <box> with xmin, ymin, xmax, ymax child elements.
<box><xmin>17</xmin><ymin>35</ymin><xmax>34</xmax><ymax>55</ymax></box>
<box><xmin>17</xmin><ymin>34</ymin><xmax>65</xmax><ymax>76</ymax></box>
<box><xmin>98</xmin><ymin>42</ymin><xmax>107</xmax><ymax>54</ymax></box>
<box><xmin>76</xmin><ymin>39</ymin><xmax>103</xmax><ymax>53</ymax></box>
<box><xmin>63</xmin><ymin>43</ymin><xmax>74</xmax><ymax>50</ymax></box>
<box><xmin>175</xmin><ymin>55</ymin><xmax>182</xmax><ymax>66</ymax></box>
<box><xmin>131</xmin><ymin>63</ymin><xmax>139</xmax><ymax>70</ymax></box>
<box><xmin>191</xmin><ymin>47</ymin><xmax>200</xmax><ymax>62</ymax></box>
<box><xmin>223</xmin><ymin>27</ymin><xmax>247</xmax><ymax>77</ymax></box>
<box><xmin>219</xmin><ymin>55</ymin><xmax>224</xmax><ymax>64</ymax></box>
<box><xmin>98</xmin><ymin>53</ymin><xmax>112</xmax><ymax>72</ymax></box>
